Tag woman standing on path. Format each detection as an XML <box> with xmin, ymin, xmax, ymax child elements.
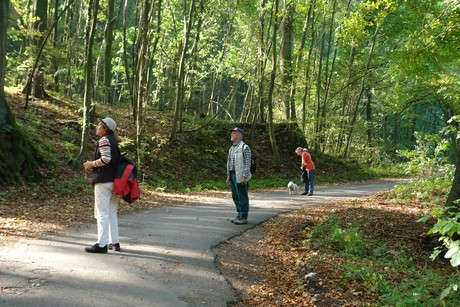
<box><xmin>83</xmin><ymin>118</ymin><xmax>121</xmax><ymax>253</ymax></box>
<box><xmin>295</xmin><ymin>147</ymin><xmax>315</xmax><ymax>196</ymax></box>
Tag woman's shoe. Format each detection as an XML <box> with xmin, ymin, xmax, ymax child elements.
<box><xmin>109</xmin><ymin>243</ymin><xmax>121</xmax><ymax>251</ymax></box>
<box><xmin>85</xmin><ymin>244</ymin><xmax>108</xmax><ymax>253</ymax></box>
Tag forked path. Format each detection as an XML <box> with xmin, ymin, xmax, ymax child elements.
<box><xmin>0</xmin><ymin>181</ymin><xmax>407</xmax><ymax>306</ymax></box>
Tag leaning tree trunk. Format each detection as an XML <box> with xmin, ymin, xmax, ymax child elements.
<box><xmin>0</xmin><ymin>0</ymin><xmax>37</xmax><ymax>185</ymax></box>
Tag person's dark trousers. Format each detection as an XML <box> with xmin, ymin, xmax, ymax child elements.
<box><xmin>305</xmin><ymin>170</ymin><xmax>315</xmax><ymax>194</ymax></box>
<box><xmin>229</xmin><ymin>172</ymin><xmax>249</xmax><ymax>219</ymax></box>
<box><xmin>302</xmin><ymin>170</ymin><xmax>309</xmax><ymax>193</ymax></box>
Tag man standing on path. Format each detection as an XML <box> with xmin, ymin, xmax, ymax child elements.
<box><xmin>83</xmin><ymin>117</ymin><xmax>121</xmax><ymax>253</ymax></box>
<box><xmin>226</xmin><ymin>127</ymin><xmax>252</xmax><ymax>225</ymax></box>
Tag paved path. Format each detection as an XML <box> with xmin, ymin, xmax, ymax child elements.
<box><xmin>0</xmin><ymin>181</ymin><xmax>407</xmax><ymax>306</ymax></box>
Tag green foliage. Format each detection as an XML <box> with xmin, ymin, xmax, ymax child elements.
<box><xmin>45</xmin><ymin>176</ymin><xmax>88</xmax><ymax>196</ymax></box>
<box><xmin>311</xmin><ymin>215</ymin><xmax>370</xmax><ymax>257</ymax></box>
<box><xmin>428</xmin><ymin>203</ymin><xmax>460</xmax><ymax>267</ymax></box>
<box><xmin>397</xmin><ymin>132</ymin><xmax>450</xmax><ymax>176</ymax></box>
<box><xmin>309</xmin><ymin>211</ymin><xmax>460</xmax><ymax>305</ymax></box>
<box><xmin>379</xmin><ymin>269</ymin><xmax>460</xmax><ymax>306</ymax></box>
<box><xmin>388</xmin><ymin>175</ymin><xmax>452</xmax><ymax>206</ymax></box>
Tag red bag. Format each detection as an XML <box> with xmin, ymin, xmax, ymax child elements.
<box><xmin>114</xmin><ymin>156</ymin><xmax>140</xmax><ymax>203</ymax></box>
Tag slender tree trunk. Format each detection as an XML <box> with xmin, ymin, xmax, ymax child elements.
<box><xmin>257</xmin><ymin>0</ymin><xmax>268</xmax><ymax>123</ymax></box>
<box><xmin>343</xmin><ymin>25</ymin><xmax>380</xmax><ymax>157</ymax></box>
<box><xmin>290</xmin><ymin>2</ymin><xmax>312</xmax><ymax>124</ymax></box>
<box><xmin>267</xmin><ymin>0</ymin><xmax>281</xmax><ymax>170</ymax></box>
<box><xmin>122</xmin><ymin>0</ymin><xmax>134</xmax><ymax>115</ymax></box>
<box><xmin>52</xmin><ymin>0</ymin><xmax>60</xmax><ymax>91</ymax></box>
<box><xmin>280</xmin><ymin>0</ymin><xmax>293</xmax><ymax>120</ymax></box>
<box><xmin>185</xmin><ymin>0</ymin><xmax>204</xmax><ymax>115</ymax></box>
<box><xmin>336</xmin><ymin>44</ymin><xmax>356</xmax><ymax>153</ymax></box>
<box><xmin>104</xmin><ymin>0</ymin><xmax>115</xmax><ymax>104</ymax></box>
<box><xmin>170</xmin><ymin>0</ymin><xmax>196</xmax><ymax>141</ymax></box>
<box><xmin>134</xmin><ymin>0</ymin><xmax>158</xmax><ymax>164</ymax></box>
<box><xmin>76</xmin><ymin>0</ymin><xmax>99</xmax><ymax>162</ymax></box>
<box><xmin>314</xmin><ymin>15</ymin><xmax>326</xmax><ymax>152</ymax></box>
<box><xmin>22</xmin><ymin>0</ymin><xmax>48</xmax><ymax>100</ymax></box>
<box><xmin>300</xmin><ymin>0</ymin><xmax>315</xmax><ymax>135</ymax></box>
<box><xmin>366</xmin><ymin>87</ymin><xmax>372</xmax><ymax>144</ymax></box>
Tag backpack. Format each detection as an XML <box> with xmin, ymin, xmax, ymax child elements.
<box><xmin>243</xmin><ymin>144</ymin><xmax>257</xmax><ymax>175</ymax></box>
<box><xmin>114</xmin><ymin>155</ymin><xmax>140</xmax><ymax>203</ymax></box>
<box><xmin>250</xmin><ymin>155</ymin><xmax>256</xmax><ymax>174</ymax></box>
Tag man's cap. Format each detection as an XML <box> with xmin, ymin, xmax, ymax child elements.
<box><xmin>231</xmin><ymin>127</ymin><xmax>244</xmax><ymax>135</ymax></box>
<box><xmin>98</xmin><ymin>117</ymin><xmax>117</xmax><ymax>132</ymax></box>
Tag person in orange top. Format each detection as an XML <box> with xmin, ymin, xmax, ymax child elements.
<box><xmin>295</xmin><ymin>147</ymin><xmax>316</xmax><ymax>196</ymax></box>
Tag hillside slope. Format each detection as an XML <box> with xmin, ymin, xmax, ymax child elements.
<box><xmin>5</xmin><ymin>91</ymin><xmax>310</xmax><ymax>190</ymax></box>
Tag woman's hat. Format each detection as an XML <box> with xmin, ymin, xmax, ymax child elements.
<box><xmin>98</xmin><ymin>117</ymin><xmax>117</xmax><ymax>132</ymax></box>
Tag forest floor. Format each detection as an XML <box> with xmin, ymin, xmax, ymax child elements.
<box><xmin>216</xmin><ymin>191</ymin><xmax>442</xmax><ymax>306</ymax></box>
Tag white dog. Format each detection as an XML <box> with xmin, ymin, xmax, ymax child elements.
<box><xmin>287</xmin><ymin>181</ymin><xmax>299</xmax><ymax>195</ymax></box>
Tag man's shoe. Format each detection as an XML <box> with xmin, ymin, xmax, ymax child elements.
<box><xmin>301</xmin><ymin>192</ymin><xmax>308</xmax><ymax>195</ymax></box>
<box><xmin>234</xmin><ymin>218</ymin><xmax>248</xmax><ymax>225</ymax></box>
<box><xmin>307</xmin><ymin>193</ymin><xmax>313</xmax><ymax>196</ymax></box>
<box><xmin>230</xmin><ymin>217</ymin><xmax>240</xmax><ymax>223</ymax></box>
<box><xmin>109</xmin><ymin>243</ymin><xmax>121</xmax><ymax>251</ymax></box>
<box><xmin>85</xmin><ymin>244</ymin><xmax>108</xmax><ymax>253</ymax></box>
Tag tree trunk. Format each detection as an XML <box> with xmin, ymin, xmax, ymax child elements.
<box><xmin>314</xmin><ymin>16</ymin><xmax>326</xmax><ymax>152</ymax></box>
<box><xmin>52</xmin><ymin>0</ymin><xmax>60</xmax><ymax>91</ymax></box>
<box><xmin>122</xmin><ymin>0</ymin><xmax>134</xmax><ymax>115</ymax></box>
<box><xmin>280</xmin><ymin>0</ymin><xmax>293</xmax><ymax>120</ymax></box>
<box><xmin>257</xmin><ymin>0</ymin><xmax>268</xmax><ymax>123</ymax></box>
<box><xmin>185</xmin><ymin>0</ymin><xmax>204</xmax><ymax>116</ymax></box>
<box><xmin>22</xmin><ymin>0</ymin><xmax>48</xmax><ymax>100</ymax></box>
<box><xmin>170</xmin><ymin>0</ymin><xmax>196</xmax><ymax>141</ymax></box>
<box><xmin>291</xmin><ymin>2</ymin><xmax>312</xmax><ymax>124</ymax></box>
<box><xmin>445</xmin><ymin>114</ymin><xmax>460</xmax><ymax>207</ymax></box>
<box><xmin>0</xmin><ymin>0</ymin><xmax>37</xmax><ymax>185</ymax></box>
<box><xmin>446</xmin><ymin>146</ymin><xmax>460</xmax><ymax>207</ymax></box>
<box><xmin>301</xmin><ymin>0</ymin><xmax>316</xmax><ymax>135</ymax></box>
<box><xmin>104</xmin><ymin>0</ymin><xmax>115</xmax><ymax>104</ymax></box>
<box><xmin>76</xmin><ymin>0</ymin><xmax>99</xmax><ymax>162</ymax></box>
<box><xmin>267</xmin><ymin>0</ymin><xmax>281</xmax><ymax>170</ymax></box>
<box><xmin>343</xmin><ymin>25</ymin><xmax>380</xmax><ymax>157</ymax></box>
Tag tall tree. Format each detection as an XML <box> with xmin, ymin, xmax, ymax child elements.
<box><xmin>76</xmin><ymin>0</ymin><xmax>99</xmax><ymax>161</ymax></box>
<box><xmin>0</xmin><ymin>0</ymin><xmax>37</xmax><ymax>184</ymax></box>
<box><xmin>103</xmin><ymin>0</ymin><xmax>116</xmax><ymax>104</ymax></box>
<box><xmin>170</xmin><ymin>0</ymin><xmax>196</xmax><ymax>141</ymax></box>
<box><xmin>22</xmin><ymin>0</ymin><xmax>48</xmax><ymax>100</ymax></box>
<box><xmin>279</xmin><ymin>0</ymin><xmax>294</xmax><ymax>120</ymax></box>
<box><xmin>267</xmin><ymin>0</ymin><xmax>281</xmax><ymax>169</ymax></box>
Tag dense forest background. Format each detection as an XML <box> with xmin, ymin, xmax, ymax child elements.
<box><xmin>0</xmin><ymin>0</ymin><xmax>459</xmax><ymax>200</ymax></box>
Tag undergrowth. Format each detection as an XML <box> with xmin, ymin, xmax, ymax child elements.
<box><xmin>306</xmin><ymin>174</ymin><xmax>460</xmax><ymax>305</ymax></box>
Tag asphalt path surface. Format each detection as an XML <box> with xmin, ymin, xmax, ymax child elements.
<box><xmin>0</xmin><ymin>181</ymin><xmax>408</xmax><ymax>306</ymax></box>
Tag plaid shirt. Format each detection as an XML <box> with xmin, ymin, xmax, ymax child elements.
<box><xmin>228</xmin><ymin>141</ymin><xmax>251</xmax><ymax>178</ymax></box>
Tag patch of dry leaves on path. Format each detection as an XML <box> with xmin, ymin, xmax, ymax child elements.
<box><xmin>216</xmin><ymin>193</ymin><xmax>449</xmax><ymax>306</ymax></box>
